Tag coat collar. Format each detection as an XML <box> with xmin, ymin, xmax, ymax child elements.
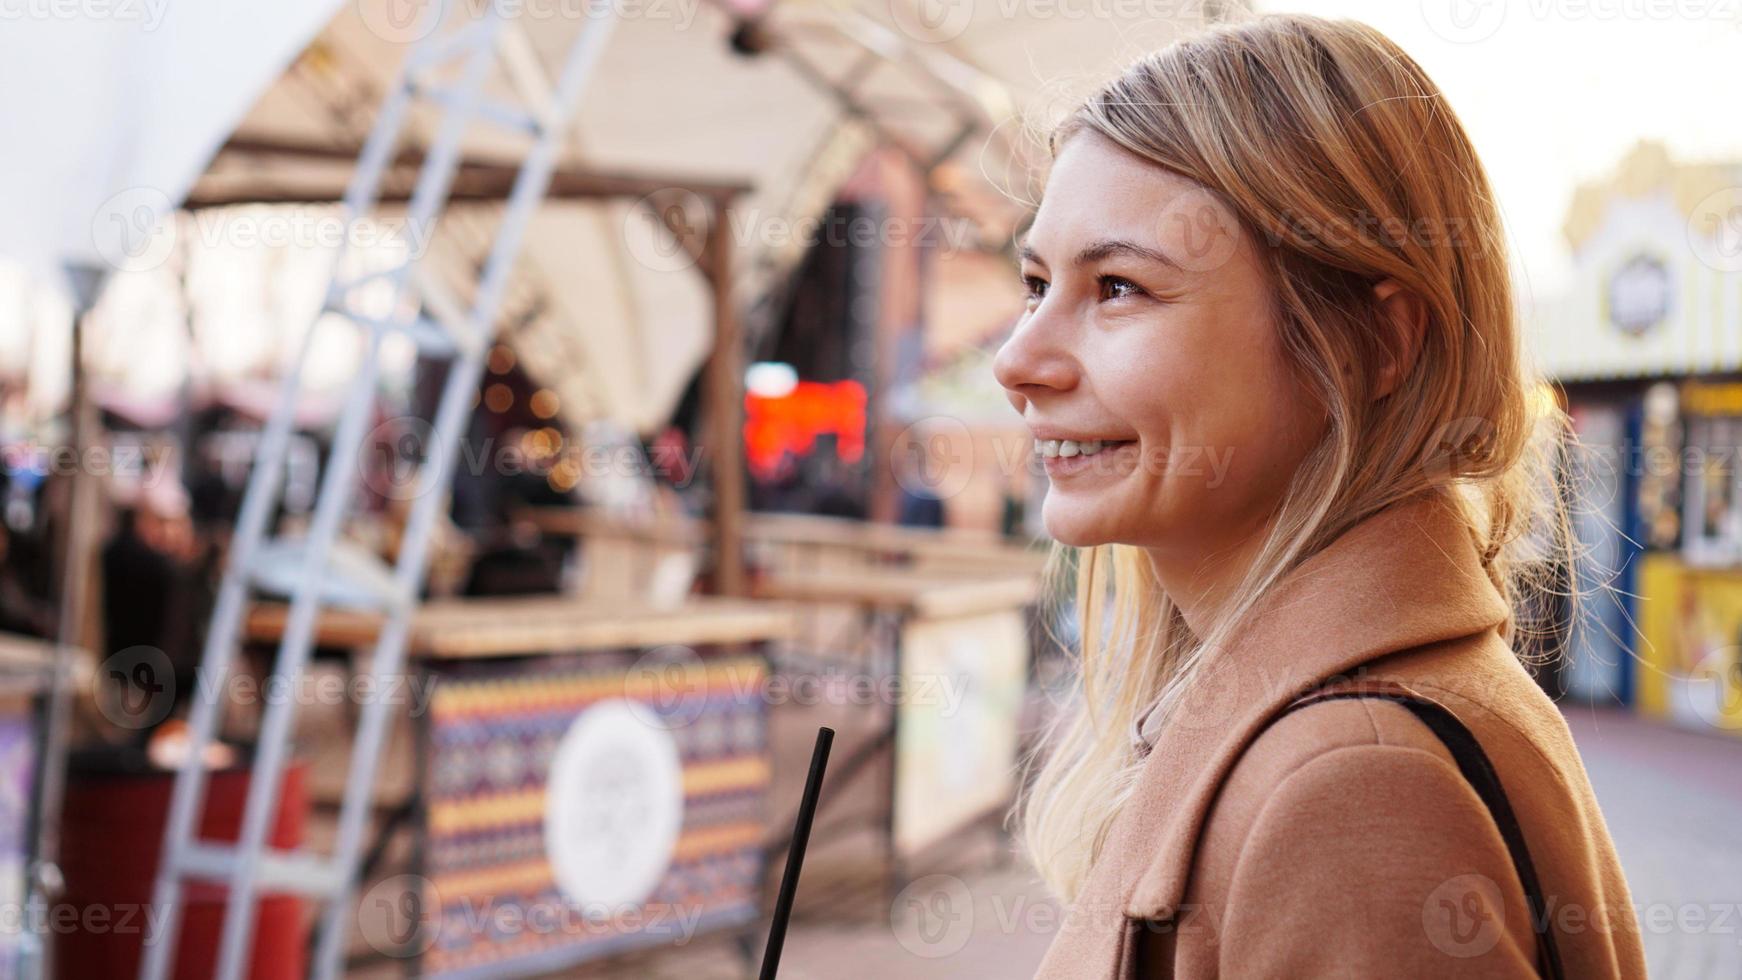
<box><xmin>1112</xmin><ymin>490</ymin><xmax>1513</xmax><ymax>920</ymax></box>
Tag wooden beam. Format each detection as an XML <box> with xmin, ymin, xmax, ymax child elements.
<box><xmin>191</xmin><ymin>135</ymin><xmax>752</xmax><ymax>206</ymax></box>
<box><xmin>703</xmin><ymin>203</ymin><xmax>747</xmax><ymax>597</ymax></box>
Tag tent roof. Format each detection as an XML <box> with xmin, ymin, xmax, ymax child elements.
<box><xmin>185</xmin><ymin>1</ymin><xmax>1215</xmax><ymax>434</ymax></box>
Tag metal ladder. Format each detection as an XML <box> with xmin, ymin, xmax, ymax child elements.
<box><xmin>140</xmin><ymin>5</ymin><xmax>617</xmax><ymax>979</ymax></box>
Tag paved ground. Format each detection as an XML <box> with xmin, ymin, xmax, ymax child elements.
<box><xmin>345</xmin><ymin>704</ymin><xmax>1742</xmax><ymax>978</ymax></box>
<box><xmin>1562</xmin><ymin>707</ymin><xmax>1742</xmax><ymax>979</ymax></box>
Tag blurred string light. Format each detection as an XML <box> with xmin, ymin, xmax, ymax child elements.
<box><xmin>548</xmin><ymin>457</ymin><xmax>581</xmax><ymax>493</ymax></box>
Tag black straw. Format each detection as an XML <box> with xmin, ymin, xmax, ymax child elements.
<box><xmin>759</xmin><ymin>726</ymin><xmax>833</xmax><ymax>980</ymax></box>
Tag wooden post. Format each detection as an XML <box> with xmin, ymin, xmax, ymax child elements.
<box><xmin>704</xmin><ymin>198</ymin><xmax>746</xmax><ymax>597</ymax></box>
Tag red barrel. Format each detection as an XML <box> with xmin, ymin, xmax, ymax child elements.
<box><xmin>57</xmin><ymin>757</ymin><xmax>309</xmax><ymax>980</ymax></box>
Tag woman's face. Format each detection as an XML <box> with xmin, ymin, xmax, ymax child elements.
<box><xmin>993</xmin><ymin>130</ymin><xmax>1325</xmax><ymax>561</ymax></box>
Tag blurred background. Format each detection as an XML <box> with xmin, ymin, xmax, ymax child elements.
<box><xmin>0</xmin><ymin>0</ymin><xmax>1738</xmax><ymax>977</ymax></box>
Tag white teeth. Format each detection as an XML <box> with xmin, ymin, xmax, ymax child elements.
<box><xmin>1034</xmin><ymin>438</ymin><xmax>1118</xmax><ymax>458</ymax></box>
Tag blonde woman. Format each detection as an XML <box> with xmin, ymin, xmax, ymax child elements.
<box><xmin>994</xmin><ymin>13</ymin><xmax>1645</xmax><ymax>978</ymax></box>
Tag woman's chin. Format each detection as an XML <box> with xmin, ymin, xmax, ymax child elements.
<box><xmin>1041</xmin><ymin>502</ymin><xmax>1117</xmax><ymax>549</ymax></box>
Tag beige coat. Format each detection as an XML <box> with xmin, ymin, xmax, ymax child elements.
<box><xmin>1033</xmin><ymin>493</ymin><xmax>1647</xmax><ymax>978</ymax></box>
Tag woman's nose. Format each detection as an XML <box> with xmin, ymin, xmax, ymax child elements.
<box><xmin>993</xmin><ymin>314</ymin><xmax>1078</xmax><ymax>412</ymax></box>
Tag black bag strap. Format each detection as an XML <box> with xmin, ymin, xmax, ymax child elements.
<box><xmin>1280</xmin><ymin>685</ymin><xmax>1566</xmax><ymax>980</ymax></box>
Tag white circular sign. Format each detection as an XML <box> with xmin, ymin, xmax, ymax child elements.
<box><xmin>544</xmin><ymin>700</ymin><xmax>684</xmax><ymax>911</ymax></box>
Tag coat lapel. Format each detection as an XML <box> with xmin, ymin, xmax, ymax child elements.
<box><xmin>1112</xmin><ymin>491</ymin><xmax>1514</xmax><ymax>920</ymax></box>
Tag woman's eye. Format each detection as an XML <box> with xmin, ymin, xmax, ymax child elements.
<box><xmin>1098</xmin><ymin>275</ymin><xmax>1143</xmax><ymax>302</ymax></box>
<box><xmin>1022</xmin><ymin>275</ymin><xmax>1049</xmax><ymax>304</ymax></box>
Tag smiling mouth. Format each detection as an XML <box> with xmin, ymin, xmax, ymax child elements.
<box><xmin>1033</xmin><ymin>438</ymin><xmax>1136</xmax><ymax>459</ymax></box>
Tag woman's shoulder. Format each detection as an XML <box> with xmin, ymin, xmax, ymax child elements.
<box><xmin>1213</xmin><ymin>693</ymin><xmax>1488</xmax><ymax>838</ymax></box>
<box><xmin>1227</xmin><ymin>634</ymin><xmax>1585</xmax><ymax>810</ymax></box>
<box><xmin>1181</xmin><ymin>695</ymin><xmax>1547</xmax><ymax>975</ymax></box>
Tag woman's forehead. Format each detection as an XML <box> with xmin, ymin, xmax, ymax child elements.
<box><xmin>1027</xmin><ymin>135</ymin><xmax>1245</xmax><ymax>276</ymax></box>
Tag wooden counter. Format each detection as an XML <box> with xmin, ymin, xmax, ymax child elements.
<box><xmin>750</xmin><ymin>567</ymin><xmax>1039</xmax><ymax>620</ymax></box>
<box><xmin>518</xmin><ymin>506</ymin><xmax>1051</xmax><ymax>574</ymax></box>
<box><xmin>243</xmin><ymin>594</ymin><xmax>798</xmax><ymax>660</ymax></box>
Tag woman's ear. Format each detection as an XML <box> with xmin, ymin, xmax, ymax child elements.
<box><xmin>1371</xmin><ymin>278</ymin><xmax>1427</xmax><ymax>400</ymax></box>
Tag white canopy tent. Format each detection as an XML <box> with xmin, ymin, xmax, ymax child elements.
<box><xmin>0</xmin><ymin>1</ymin><xmax>347</xmax><ymax>287</ymax></box>
<box><xmin>0</xmin><ymin>3</ymin><xmax>1229</xmax><ymax>975</ymax></box>
<box><xmin>0</xmin><ymin>6</ymin><xmax>346</xmax><ymax>978</ymax></box>
<box><xmin>153</xmin><ymin>0</ymin><xmax>1215</xmax><ymax>434</ymax></box>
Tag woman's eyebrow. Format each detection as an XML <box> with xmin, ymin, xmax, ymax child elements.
<box><xmin>1073</xmin><ymin>238</ymin><xmax>1181</xmax><ymax>271</ymax></box>
<box><xmin>1017</xmin><ymin>238</ymin><xmax>1180</xmax><ymax>271</ymax></box>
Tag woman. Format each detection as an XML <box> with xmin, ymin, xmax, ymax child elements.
<box><xmin>994</xmin><ymin>13</ymin><xmax>1646</xmax><ymax>978</ymax></box>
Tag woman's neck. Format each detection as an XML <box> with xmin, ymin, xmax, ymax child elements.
<box><xmin>1143</xmin><ymin>522</ymin><xmax>1272</xmax><ymax>639</ymax></box>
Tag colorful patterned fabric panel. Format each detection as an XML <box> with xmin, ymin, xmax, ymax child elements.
<box><xmin>421</xmin><ymin>652</ymin><xmax>768</xmax><ymax>978</ymax></box>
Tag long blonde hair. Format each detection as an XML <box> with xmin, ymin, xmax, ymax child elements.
<box><xmin>1014</xmin><ymin>12</ymin><xmax>1578</xmax><ymax>904</ymax></box>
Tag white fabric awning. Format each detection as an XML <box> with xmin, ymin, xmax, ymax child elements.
<box><xmin>0</xmin><ymin>0</ymin><xmax>345</xmax><ymax>287</ymax></box>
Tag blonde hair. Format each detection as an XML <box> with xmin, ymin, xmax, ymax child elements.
<box><xmin>1014</xmin><ymin>12</ymin><xmax>1578</xmax><ymax>904</ymax></box>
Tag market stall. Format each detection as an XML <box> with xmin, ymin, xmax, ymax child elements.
<box><xmin>524</xmin><ymin>505</ymin><xmax>1047</xmax><ymax>895</ymax></box>
<box><xmin>0</xmin><ymin>633</ymin><xmax>89</xmax><ymax>977</ymax></box>
<box><xmin>1634</xmin><ymin>381</ymin><xmax>1742</xmax><ymax>736</ymax></box>
<box><xmin>243</xmin><ymin>594</ymin><xmax>796</xmax><ymax>977</ymax></box>
<box><xmin>1528</xmin><ymin>141</ymin><xmax>1742</xmax><ymax>722</ymax></box>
